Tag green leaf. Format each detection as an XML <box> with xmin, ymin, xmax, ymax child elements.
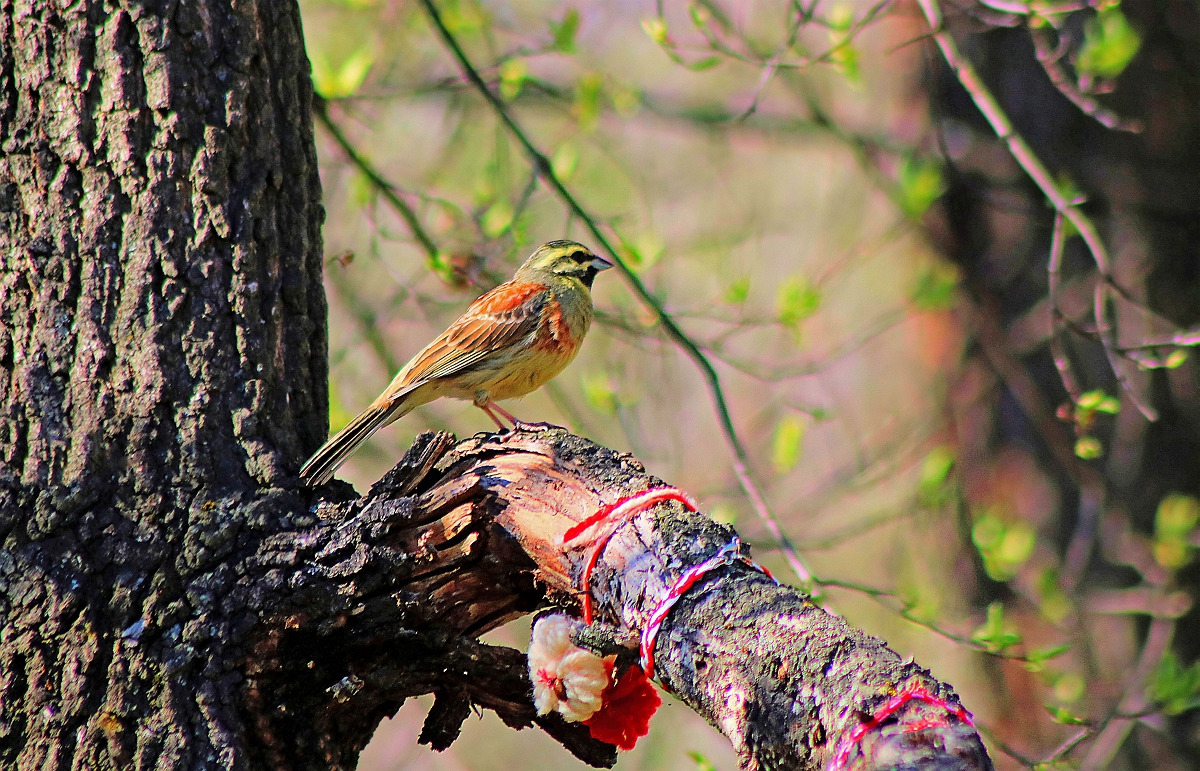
<box><xmin>1153</xmin><ymin>493</ymin><xmax>1199</xmax><ymax>570</ymax></box>
<box><xmin>581</xmin><ymin>372</ymin><xmax>618</xmax><ymax>416</ymax></box>
<box><xmin>972</xmin><ymin>602</ymin><xmax>1022</xmax><ymax>653</ymax></box>
<box><xmin>549</xmin><ymin>8</ymin><xmax>580</xmax><ymax>52</ymax></box>
<box><xmin>724</xmin><ymin>276</ymin><xmax>750</xmax><ymax>305</ymax></box>
<box><xmin>551</xmin><ymin>141</ymin><xmax>580</xmax><ymax>181</ymax></box>
<box><xmin>573</xmin><ymin>73</ymin><xmax>604</xmax><ymax>133</ymax></box>
<box><xmin>898</xmin><ymin>155</ymin><xmax>945</xmax><ymax>218</ymax></box>
<box><xmin>608</xmin><ymin>82</ymin><xmax>641</xmax><ymax>117</ymax></box>
<box><xmin>311</xmin><ymin>46</ymin><xmax>376</xmax><ymax>99</ymax></box>
<box><xmin>1077</xmin><ymin>8</ymin><xmax>1141</xmax><ymax>79</ymax></box>
<box><xmin>1045</xmin><ymin>705</ymin><xmax>1088</xmax><ymax>725</ymax></box>
<box><xmin>498</xmin><ymin>59</ymin><xmax>528</xmax><ymax>101</ymax></box>
<box><xmin>973</xmin><ymin>512</ymin><xmax>1036</xmax><ymax>581</ymax></box>
<box><xmin>686</xmin><ymin>56</ymin><xmax>722</xmax><ymax>72</ymax></box>
<box><xmin>776</xmin><ymin>275</ymin><xmax>820</xmax><ymax>327</ymax></box>
<box><xmin>482</xmin><ymin>200</ymin><xmax>514</xmax><ymax>238</ymax></box>
<box><xmin>1036</xmin><ymin>568</ymin><xmax>1072</xmax><ymax>624</ymax></box>
<box><xmin>687</xmin><ymin>751</ymin><xmax>717</xmax><ymax>771</ymax></box>
<box><xmin>1147</xmin><ymin>651</ymin><xmax>1200</xmax><ymax>715</ymax></box>
<box><xmin>1166</xmin><ymin>349</ymin><xmax>1189</xmax><ymax>369</ymax></box>
<box><xmin>1156</xmin><ymin>494</ymin><xmax>1200</xmax><ymax>538</ymax></box>
<box><xmin>1074</xmin><ymin>436</ymin><xmax>1103</xmax><ymax>459</ymax></box>
<box><xmin>910</xmin><ymin>262</ymin><xmax>959</xmax><ymax>310</ymax></box>
<box><xmin>623</xmin><ymin>233</ymin><xmax>664</xmax><ymax>272</ymax></box>
<box><xmin>1025</xmin><ymin>644</ymin><xmax>1071</xmax><ymax>672</ymax></box>
<box><xmin>642</xmin><ymin>17</ymin><xmax>668</xmax><ymax>45</ymax></box>
<box><xmin>772</xmin><ymin>415</ymin><xmax>806</xmax><ymax>473</ymax></box>
<box><xmin>918</xmin><ymin>446</ymin><xmax>956</xmax><ymax>506</ymax></box>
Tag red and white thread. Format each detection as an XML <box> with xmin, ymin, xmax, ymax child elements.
<box><xmin>828</xmin><ymin>684</ymin><xmax>974</xmax><ymax>771</ymax></box>
<box><xmin>638</xmin><ymin>536</ymin><xmax>774</xmax><ymax>680</ymax></box>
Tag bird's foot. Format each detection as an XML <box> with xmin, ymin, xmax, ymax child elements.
<box><xmin>512</xmin><ymin>420</ymin><xmax>566</xmax><ymax>432</ymax></box>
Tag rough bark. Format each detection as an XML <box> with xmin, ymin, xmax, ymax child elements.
<box><xmin>0</xmin><ymin>0</ymin><xmax>326</xmax><ymax>766</ymax></box>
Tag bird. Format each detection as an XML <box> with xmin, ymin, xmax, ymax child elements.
<box><xmin>300</xmin><ymin>240</ymin><xmax>613</xmax><ymax>486</ymax></box>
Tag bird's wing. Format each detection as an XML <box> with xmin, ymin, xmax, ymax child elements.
<box><xmin>398</xmin><ymin>280</ymin><xmax>549</xmax><ymax>385</ymax></box>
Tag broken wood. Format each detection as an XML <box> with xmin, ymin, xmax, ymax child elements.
<box><xmin>251</xmin><ymin>428</ymin><xmax>994</xmax><ymax>770</ymax></box>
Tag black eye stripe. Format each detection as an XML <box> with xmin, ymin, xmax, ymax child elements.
<box><xmin>566</xmin><ymin>250</ymin><xmax>593</xmax><ymax>262</ymax></box>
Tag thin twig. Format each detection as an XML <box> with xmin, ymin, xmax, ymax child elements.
<box><xmin>1030</xmin><ymin>25</ymin><xmax>1142</xmax><ymax>134</ymax></box>
<box><xmin>313</xmin><ymin>96</ymin><xmax>442</xmax><ymax>262</ymax></box>
<box><xmin>418</xmin><ymin>0</ymin><xmax>814</xmax><ymax>584</ymax></box>
<box><xmin>913</xmin><ymin>0</ymin><xmax>1158</xmax><ymax>420</ymax></box>
<box><xmin>1047</xmin><ymin>211</ymin><xmax>1085</xmax><ymax>405</ymax></box>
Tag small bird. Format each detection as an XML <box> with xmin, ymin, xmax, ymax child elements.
<box><xmin>301</xmin><ymin>240</ymin><xmax>612</xmax><ymax>486</ymax></box>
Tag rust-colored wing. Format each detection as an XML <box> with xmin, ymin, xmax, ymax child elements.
<box><xmin>397</xmin><ymin>280</ymin><xmax>550</xmax><ymax>386</ymax></box>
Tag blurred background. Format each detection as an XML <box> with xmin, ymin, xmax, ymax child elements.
<box><xmin>297</xmin><ymin>0</ymin><xmax>1200</xmax><ymax>768</ymax></box>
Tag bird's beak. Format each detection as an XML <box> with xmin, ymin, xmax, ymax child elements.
<box><xmin>590</xmin><ymin>255</ymin><xmax>614</xmax><ymax>271</ymax></box>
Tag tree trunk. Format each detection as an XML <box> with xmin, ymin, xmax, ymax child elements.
<box><xmin>0</xmin><ymin>0</ymin><xmax>326</xmax><ymax>765</ymax></box>
<box><xmin>0</xmin><ymin>1</ymin><xmax>993</xmax><ymax>769</ymax></box>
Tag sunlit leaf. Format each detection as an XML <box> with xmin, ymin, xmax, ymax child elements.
<box><xmin>549</xmin><ymin>8</ymin><xmax>580</xmax><ymax>52</ymax></box>
<box><xmin>1147</xmin><ymin>651</ymin><xmax>1200</xmax><ymax>715</ymax></box>
<box><xmin>1166</xmin><ymin>349</ymin><xmax>1189</xmax><ymax>368</ymax></box>
<box><xmin>609</xmin><ymin>82</ymin><xmax>641</xmax><ymax>117</ymax></box>
<box><xmin>1074</xmin><ymin>436</ymin><xmax>1103</xmax><ymax>459</ymax></box>
<box><xmin>1153</xmin><ymin>493</ymin><xmax>1199</xmax><ymax>569</ymax></box>
<box><xmin>1156</xmin><ymin>494</ymin><xmax>1200</xmax><ymax>537</ymax></box>
<box><xmin>1036</xmin><ymin>569</ymin><xmax>1072</xmax><ymax>624</ymax></box>
<box><xmin>348</xmin><ymin>170</ymin><xmax>375</xmax><ymax>208</ymax></box>
<box><xmin>776</xmin><ymin>275</ymin><xmax>820</xmax><ymax>327</ymax></box>
<box><xmin>623</xmin><ymin>233</ymin><xmax>664</xmax><ymax>272</ymax></box>
<box><xmin>574</xmin><ymin>73</ymin><xmax>604</xmax><ymax>133</ymax></box>
<box><xmin>911</xmin><ymin>262</ymin><xmax>959</xmax><ymax>310</ymax></box>
<box><xmin>581</xmin><ymin>372</ymin><xmax>618</xmax><ymax>415</ymax></box>
<box><xmin>898</xmin><ymin>155</ymin><xmax>945</xmax><ymax>218</ymax></box>
<box><xmin>972</xmin><ymin>602</ymin><xmax>1022</xmax><ymax>653</ymax></box>
<box><xmin>1077</xmin><ymin>7</ymin><xmax>1141</xmax><ymax>79</ymax></box>
<box><xmin>311</xmin><ymin>46</ymin><xmax>376</xmax><ymax>99</ymax></box>
<box><xmin>725</xmin><ymin>276</ymin><xmax>750</xmax><ymax>305</ymax></box>
<box><xmin>1045</xmin><ymin>704</ymin><xmax>1088</xmax><ymax>725</ymax></box>
<box><xmin>641</xmin><ymin>17</ymin><xmax>668</xmax><ymax>45</ymax></box>
<box><xmin>973</xmin><ymin>513</ymin><xmax>1035</xmax><ymax>581</ymax></box>
<box><xmin>772</xmin><ymin>415</ymin><xmax>806</xmax><ymax>473</ymax></box>
<box><xmin>482</xmin><ymin>199</ymin><xmax>514</xmax><ymax>237</ymax></box>
<box><xmin>1025</xmin><ymin>644</ymin><xmax>1071</xmax><ymax>673</ymax></box>
<box><xmin>499</xmin><ymin>59</ymin><xmax>528</xmax><ymax>101</ymax></box>
<box><xmin>918</xmin><ymin>445</ymin><xmax>956</xmax><ymax>506</ymax></box>
<box><xmin>551</xmin><ymin>141</ymin><xmax>580</xmax><ymax>181</ymax></box>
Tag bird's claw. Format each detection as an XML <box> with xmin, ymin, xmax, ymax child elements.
<box><xmin>512</xmin><ymin>420</ymin><xmax>566</xmax><ymax>432</ymax></box>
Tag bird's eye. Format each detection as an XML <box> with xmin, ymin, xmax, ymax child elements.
<box><xmin>567</xmin><ymin>250</ymin><xmax>592</xmax><ymax>262</ymax></box>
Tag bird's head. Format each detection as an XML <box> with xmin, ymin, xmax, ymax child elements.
<box><xmin>516</xmin><ymin>240</ymin><xmax>613</xmax><ymax>289</ymax></box>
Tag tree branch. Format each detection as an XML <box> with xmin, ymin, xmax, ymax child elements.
<box><xmin>243</xmin><ymin>428</ymin><xmax>993</xmax><ymax>770</ymax></box>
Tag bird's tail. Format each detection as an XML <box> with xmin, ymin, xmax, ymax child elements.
<box><xmin>300</xmin><ymin>393</ymin><xmax>415</xmax><ymax>486</ymax></box>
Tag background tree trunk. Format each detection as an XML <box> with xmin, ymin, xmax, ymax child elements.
<box><xmin>925</xmin><ymin>0</ymin><xmax>1200</xmax><ymax>765</ymax></box>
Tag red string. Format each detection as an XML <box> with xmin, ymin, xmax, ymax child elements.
<box><xmin>639</xmin><ymin>536</ymin><xmax>775</xmax><ymax>680</ymax></box>
<box><xmin>828</xmin><ymin>685</ymin><xmax>974</xmax><ymax>771</ymax></box>
<box><xmin>561</xmin><ymin>488</ymin><xmax>699</xmax><ymax>624</ymax></box>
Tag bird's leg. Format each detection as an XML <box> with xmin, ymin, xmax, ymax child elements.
<box><xmin>478</xmin><ymin>402</ymin><xmax>513</xmax><ymax>431</ymax></box>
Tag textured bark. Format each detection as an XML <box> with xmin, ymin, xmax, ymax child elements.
<box><xmin>0</xmin><ymin>0</ymin><xmax>327</xmax><ymax>766</ymax></box>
